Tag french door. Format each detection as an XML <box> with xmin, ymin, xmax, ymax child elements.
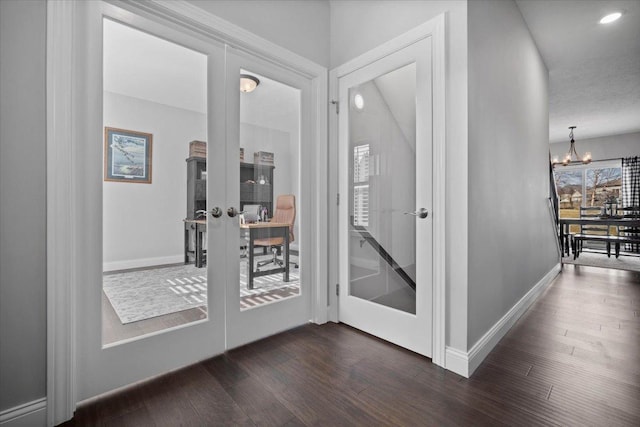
<box><xmin>337</xmin><ymin>37</ymin><xmax>434</xmax><ymax>357</ymax></box>
<box><xmin>74</xmin><ymin>1</ymin><xmax>312</xmax><ymax>403</ymax></box>
<box><xmin>74</xmin><ymin>2</ymin><xmax>227</xmax><ymax>400</ymax></box>
<box><xmin>223</xmin><ymin>47</ymin><xmax>312</xmax><ymax>349</ymax></box>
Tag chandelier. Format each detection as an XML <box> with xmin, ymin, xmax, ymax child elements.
<box><xmin>552</xmin><ymin>126</ymin><xmax>591</xmax><ymax>166</ymax></box>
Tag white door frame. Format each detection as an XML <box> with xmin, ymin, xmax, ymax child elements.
<box><xmin>46</xmin><ymin>1</ymin><xmax>328</xmax><ymax>425</ymax></box>
<box><xmin>328</xmin><ymin>15</ymin><xmax>446</xmax><ymax>367</ymax></box>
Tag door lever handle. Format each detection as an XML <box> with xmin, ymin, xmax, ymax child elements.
<box><xmin>197</xmin><ymin>207</ymin><xmax>223</xmax><ymax>218</ymax></box>
<box><xmin>227</xmin><ymin>207</ymin><xmax>245</xmax><ymax>218</ymax></box>
<box><xmin>404</xmin><ymin>208</ymin><xmax>429</xmax><ymax>219</ymax></box>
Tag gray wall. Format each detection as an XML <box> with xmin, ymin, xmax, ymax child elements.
<box><xmin>103</xmin><ymin>92</ymin><xmax>207</xmax><ymax>271</ymax></box>
<box><xmin>330</xmin><ymin>0</ymin><xmax>470</xmax><ymax>351</ymax></box>
<box><xmin>186</xmin><ymin>0</ymin><xmax>330</xmax><ymax>67</ymax></box>
<box><xmin>467</xmin><ymin>0</ymin><xmax>558</xmax><ymax>347</ymax></box>
<box><xmin>0</xmin><ymin>0</ymin><xmax>47</xmax><ymax>411</ymax></box>
<box><xmin>550</xmin><ymin>131</ymin><xmax>640</xmax><ymax>161</ymax></box>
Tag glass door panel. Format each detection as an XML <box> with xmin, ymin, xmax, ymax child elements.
<box><xmin>102</xmin><ymin>19</ymin><xmax>209</xmax><ymax>345</ymax></box>
<box><xmin>238</xmin><ymin>70</ymin><xmax>302</xmax><ymax>311</ymax></box>
<box><xmin>348</xmin><ymin>63</ymin><xmax>417</xmax><ymax>314</ymax></box>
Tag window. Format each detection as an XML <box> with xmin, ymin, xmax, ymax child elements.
<box><xmin>554</xmin><ymin>160</ymin><xmax>622</xmax><ymax>233</ymax></box>
<box><xmin>353</xmin><ymin>144</ymin><xmax>370</xmax><ymax>226</ymax></box>
<box><xmin>585</xmin><ymin>167</ymin><xmax>621</xmax><ymax>207</ymax></box>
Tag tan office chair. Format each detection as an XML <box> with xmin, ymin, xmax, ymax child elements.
<box><xmin>255</xmin><ymin>194</ymin><xmax>298</xmax><ymax>270</ymax></box>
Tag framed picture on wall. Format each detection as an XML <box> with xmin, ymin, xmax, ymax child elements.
<box><xmin>104</xmin><ymin>127</ymin><xmax>153</xmax><ymax>183</ymax></box>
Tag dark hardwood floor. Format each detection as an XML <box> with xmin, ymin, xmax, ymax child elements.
<box><xmin>63</xmin><ymin>264</ymin><xmax>640</xmax><ymax>426</ymax></box>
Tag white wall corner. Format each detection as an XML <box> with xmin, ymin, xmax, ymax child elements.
<box><xmin>0</xmin><ymin>398</ymin><xmax>47</xmax><ymax>427</ymax></box>
<box><xmin>446</xmin><ymin>263</ymin><xmax>561</xmax><ymax>378</ymax></box>
<box><xmin>47</xmin><ymin>0</ymin><xmax>77</xmax><ymax>425</ymax></box>
<box><xmin>445</xmin><ymin>346</ymin><xmax>469</xmax><ymax>378</ymax></box>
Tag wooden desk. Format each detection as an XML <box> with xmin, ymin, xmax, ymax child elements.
<box><xmin>241</xmin><ymin>222</ymin><xmax>290</xmax><ymax>289</ymax></box>
<box><xmin>559</xmin><ymin>217</ymin><xmax>640</xmax><ymax>256</ymax></box>
<box><xmin>184</xmin><ymin>219</ymin><xmax>207</xmax><ymax>268</ymax></box>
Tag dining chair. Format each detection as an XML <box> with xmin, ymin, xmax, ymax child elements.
<box><xmin>619</xmin><ymin>206</ymin><xmax>640</xmax><ymax>253</ymax></box>
<box><xmin>573</xmin><ymin>206</ymin><xmax>609</xmax><ymax>255</ymax></box>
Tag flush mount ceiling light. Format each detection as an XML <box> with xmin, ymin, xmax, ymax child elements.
<box><xmin>599</xmin><ymin>12</ymin><xmax>622</xmax><ymax>24</ymax></box>
<box><xmin>354</xmin><ymin>93</ymin><xmax>364</xmax><ymax>110</ymax></box>
<box><xmin>552</xmin><ymin>126</ymin><xmax>592</xmax><ymax>167</ymax></box>
<box><xmin>240</xmin><ymin>74</ymin><xmax>260</xmax><ymax>93</ymax></box>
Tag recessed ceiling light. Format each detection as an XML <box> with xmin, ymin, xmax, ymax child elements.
<box><xmin>599</xmin><ymin>12</ymin><xmax>622</xmax><ymax>24</ymax></box>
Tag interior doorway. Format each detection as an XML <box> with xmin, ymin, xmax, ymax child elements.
<box><xmin>61</xmin><ymin>0</ymin><xmax>323</xmax><ymax>404</ymax></box>
<box><xmin>337</xmin><ymin>38</ymin><xmax>433</xmax><ymax>357</ymax></box>
<box><xmin>330</xmin><ymin>16</ymin><xmax>447</xmax><ymax>365</ymax></box>
<box><xmin>47</xmin><ymin>1</ymin><xmax>329</xmax><ymax>420</ymax></box>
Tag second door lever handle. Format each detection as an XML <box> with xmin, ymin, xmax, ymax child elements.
<box><xmin>404</xmin><ymin>208</ymin><xmax>429</xmax><ymax>219</ymax></box>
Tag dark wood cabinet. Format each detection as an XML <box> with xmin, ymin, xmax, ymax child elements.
<box><xmin>186</xmin><ymin>158</ymin><xmax>275</xmax><ymax>219</ymax></box>
<box><xmin>186</xmin><ymin>156</ymin><xmax>206</xmax><ymax>220</ymax></box>
<box><xmin>185</xmin><ymin>156</ymin><xmax>207</xmax><ymax>266</ymax></box>
<box><xmin>240</xmin><ymin>162</ymin><xmax>275</xmax><ymax>215</ymax></box>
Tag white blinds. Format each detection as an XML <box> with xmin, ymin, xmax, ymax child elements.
<box><xmin>353</xmin><ymin>144</ymin><xmax>370</xmax><ymax>226</ymax></box>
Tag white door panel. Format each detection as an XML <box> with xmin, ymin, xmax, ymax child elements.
<box><xmin>338</xmin><ymin>37</ymin><xmax>433</xmax><ymax>357</ymax></box>
<box><xmin>76</xmin><ymin>2</ymin><xmax>227</xmax><ymax>400</ymax></box>
<box><xmin>224</xmin><ymin>47</ymin><xmax>312</xmax><ymax>349</ymax></box>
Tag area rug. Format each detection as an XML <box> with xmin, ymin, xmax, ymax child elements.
<box><xmin>562</xmin><ymin>252</ymin><xmax>640</xmax><ymax>273</ymax></box>
<box><xmin>104</xmin><ymin>259</ymin><xmax>300</xmax><ymax>324</ymax></box>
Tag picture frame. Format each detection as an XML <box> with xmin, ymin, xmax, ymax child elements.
<box><xmin>104</xmin><ymin>127</ymin><xmax>153</xmax><ymax>183</ymax></box>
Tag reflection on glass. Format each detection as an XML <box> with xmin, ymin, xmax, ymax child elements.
<box><xmin>348</xmin><ymin>63</ymin><xmax>417</xmax><ymax>314</ymax></box>
<box><xmin>102</xmin><ymin>19</ymin><xmax>208</xmax><ymax>345</ymax></box>
<box><xmin>238</xmin><ymin>70</ymin><xmax>302</xmax><ymax>310</ymax></box>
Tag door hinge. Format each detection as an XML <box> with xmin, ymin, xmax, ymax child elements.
<box><xmin>336</xmin><ymin>283</ymin><xmax>340</xmax><ymax>296</ymax></box>
<box><xmin>337</xmin><ymin>193</ymin><xmax>340</xmax><ymax>205</ymax></box>
<box><xmin>331</xmin><ymin>100</ymin><xmax>339</xmax><ymax>114</ymax></box>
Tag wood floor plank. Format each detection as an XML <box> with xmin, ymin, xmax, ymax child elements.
<box><xmin>224</xmin><ymin>376</ymin><xmax>299</xmax><ymax>426</ymax></box>
<box><xmin>65</xmin><ymin>264</ymin><xmax>640</xmax><ymax>426</ymax></box>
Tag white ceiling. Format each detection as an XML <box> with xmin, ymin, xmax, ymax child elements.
<box><xmin>104</xmin><ymin>19</ymin><xmax>207</xmax><ymax>113</ymax></box>
<box><xmin>239</xmin><ymin>69</ymin><xmax>300</xmax><ymax>133</ymax></box>
<box><xmin>104</xmin><ymin>20</ymin><xmax>299</xmax><ymax>133</ymax></box>
<box><xmin>516</xmin><ymin>0</ymin><xmax>640</xmax><ymax>143</ymax></box>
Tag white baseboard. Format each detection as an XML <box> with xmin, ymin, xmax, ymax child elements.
<box><xmin>444</xmin><ymin>346</ymin><xmax>470</xmax><ymax>377</ymax></box>
<box><xmin>103</xmin><ymin>254</ymin><xmax>184</xmax><ymax>272</ymax></box>
<box><xmin>0</xmin><ymin>398</ymin><xmax>47</xmax><ymax>427</ymax></box>
<box><xmin>445</xmin><ymin>263</ymin><xmax>561</xmax><ymax>378</ymax></box>
<box><xmin>350</xmin><ymin>257</ymin><xmax>379</xmax><ymax>271</ymax></box>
